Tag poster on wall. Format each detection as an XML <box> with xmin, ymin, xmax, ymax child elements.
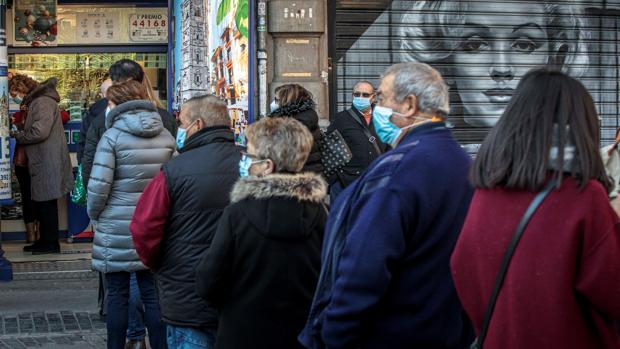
<box><xmin>76</xmin><ymin>13</ymin><xmax>118</xmax><ymax>44</ymax></box>
<box><xmin>129</xmin><ymin>12</ymin><xmax>168</xmax><ymax>42</ymax></box>
<box><xmin>335</xmin><ymin>0</ymin><xmax>620</xmax><ymax>151</ymax></box>
<box><xmin>13</xmin><ymin>0</ymin><xmax>57</xmax><ymax>47</ymax></box>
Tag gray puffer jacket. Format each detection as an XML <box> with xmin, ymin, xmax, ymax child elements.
<box><xmin>88</xmin><ymin>100</ymin><xmax>175</xmax><ymax>273</ymax></box>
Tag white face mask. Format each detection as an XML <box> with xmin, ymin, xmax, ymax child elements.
<box><xmin>270</xmin><ymin>100</ymin><xmax>279</xmax><ymax>113</ymax></box>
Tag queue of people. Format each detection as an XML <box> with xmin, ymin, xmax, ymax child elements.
<box><xmin>7</xmin><ymin>58</ymin><xmax>620</xmax><ymax>349</ymax></box>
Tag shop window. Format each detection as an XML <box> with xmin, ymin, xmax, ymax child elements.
<box><xmin>9</xmin><ymin>52</ymin><xmax>167</xmax><ymax>120</ymax></box>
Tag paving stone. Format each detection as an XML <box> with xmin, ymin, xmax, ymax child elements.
<box><xmin>17</xmin><ymin>314</ymin><xmax>33</xmax><ymax>334</ymax></box>
<box><xmin>75</xmin><ymin>312</ymin><xmax>92</xmax><ymax>331</ymax></box>
<box><xmin>1</xmin><ymin>339</ymin><xmax>25</xmax><ymax>349</ymax></box>
<box><xmin>3</xmin><ymin>318</ymin><xmax>17</xmax><ymax>335</ymax></box>
<box><xmin>32</xmin><ymin>312</ymin><xmax>48</xmax><ymax>333</ymax></box>
<box><xmin>16</xmin><ymin>338</ymin><xmax>37</xmax><ymax>348</ymax></box>
<box><xmin>60</xmin><ymin>312</ymin><xmax>79</xmax><ymax>332</ymax></box>
<box><xmin>45</xmin><ymin>314</ymin><xmax>62</xmax><ymax>333</ymax></box>
<box><xmin>51</xmin><ymin>336</ymin><xmax>72</xmax><ymax>345</ymax></box>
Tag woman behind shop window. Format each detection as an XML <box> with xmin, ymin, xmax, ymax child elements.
<box><xmin>10</xmin><ymin>75</ymin><xmax>73</xmax><ymax>255</ymax></box>
<box><xmin>269</xmin><ymin>84</ymin><xmax>324</xmax><ymax>174</ymax></box>
<box><xmin>87</xmin><ymin>80</ymin><xmax>174</xmax><ymax>349</ymax></box>
<box><xmin>450</xmin><ymin>69</ymin><xmax>620</xmax><ymax>348</ymax></box>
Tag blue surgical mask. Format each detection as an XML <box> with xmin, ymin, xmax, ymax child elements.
<box><xmin>105</xmin><ymin>106</ymin><xmax>111</xmax><ymax>119</ymax></box>
<box><xmin>239</xmin><ymin>154</ymin><xmax>267</xmax><ymax>178</ymax></box>
<box><xmin>270</xmin><ymin>100</ymin><xmax>279</xmax><ymax>113</ymax></box>
<box><xmin>372</xmin><ymin>106</ymin><xmax>404</xmax><ymax>145</ymax></box>
<box><xmin>352</xmin><ymin>97</ymin><xmax>371</xmax><ymax>111</ymax></box>
<box><xmin>239</xmin><ymin>156</ymin><xmax>253</xmax><ymax>178</ymax></box>
<box><xmin>176</xmin><ymin>120</ymin><xmax>196</xmax><ymax>150</ymax></box>
<box><xmin>13</xmin><ymin>96</ymin><xmax>23</xmax><ymax>105</ymax></box>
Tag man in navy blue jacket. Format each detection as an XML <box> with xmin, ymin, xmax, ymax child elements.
<box><xmin>300</xmin><ymin>62</ymin><xmax>474</xmax><ymax>349</ymax></box>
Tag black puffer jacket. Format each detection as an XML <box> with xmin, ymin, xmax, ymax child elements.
<box><xmin>269</xmin><ymin>100</ymin><xmax>324</xmax><ymax>174</ymax></box>
<box><xmin>157</xmin><ymin>126</ymin><xmax>241</xmax><ymax>329</ymax></box>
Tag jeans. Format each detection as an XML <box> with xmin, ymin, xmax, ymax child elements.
<box><xmin>167</xmin><ymin>326</ymin><xmax>216</xmax><ymax>349</ymax></box>
<box><xmin>127</xmin><ymin>273</ymin><xmax>146</xmax><ymax>340</ymax></box>
<box><xmin>105</xmin><ymin>270</ymin><xmax>166</xmax><ymax>349</ymax></box>
<box><xmin>33</xmin><ymin>199</ymin><xmax>58</xmax><ymax>245</ymax></box>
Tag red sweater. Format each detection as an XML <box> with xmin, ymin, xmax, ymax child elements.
<box><xmin>451</xmin><ymin>177</ymin><xmax>620</xmax><ymax>349</ymax></box>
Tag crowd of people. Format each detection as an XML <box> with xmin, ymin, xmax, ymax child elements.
<box><xmin>8</xmin><ymin>58</ymin><xmax>620</xmax><ymax>349</ymax></box>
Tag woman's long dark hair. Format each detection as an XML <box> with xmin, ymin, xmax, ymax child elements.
<box><xmin>471</xmin><ymin>68</ymin><xmax>612</xmax><ymax>193</ymax></box>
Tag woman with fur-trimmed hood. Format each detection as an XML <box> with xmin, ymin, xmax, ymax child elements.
<box><xmin>196</xmin><ymin>117</ymin><xmax>327</xmax><ymax>349</ymax></box>
<box><xmin>269</xmin><ymin>84</ymin><xmax>324</xmax><ymax>174</ymax></box>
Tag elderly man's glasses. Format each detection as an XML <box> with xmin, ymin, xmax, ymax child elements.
<box><xmin>353</xmin><ymin>92</ymin><xmax>373</xmax><ymax>98</ymax></box>
<box><xmin>240</xmin><ymin>151</ymin><xmax>263</xmax><ymax>162</ymax></box>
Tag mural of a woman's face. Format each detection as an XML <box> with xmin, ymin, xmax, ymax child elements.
<box><xmin>451</xmin><ymin>2</ymin><xmax>550</xmax><ymax>127</ymax></box>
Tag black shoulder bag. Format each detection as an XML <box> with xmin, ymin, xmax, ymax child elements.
<box><xmin>347</xmin><ymin>109</ymin><xmax>382</xmax><ymax>156</ymax></box>
<box><xmin>471</xmin><ymin>178</ymin><xmax>558</xmax><ymax>349</ymax></box>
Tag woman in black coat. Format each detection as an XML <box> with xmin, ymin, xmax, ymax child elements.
<box><xmin>196</xmin><ymin>117</ymin><xmax>328</xmax><ymax>349</ymax></box>
<box><xmin>269</xmin><ymin>84</ymin><xmax>324</xmax><ymax>174</ymax></box>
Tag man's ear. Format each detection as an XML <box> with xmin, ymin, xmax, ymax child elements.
<box><xmin>402</xmin><ymin>94</ymin><xmax>418</xmax><ymax>117</ymax></box>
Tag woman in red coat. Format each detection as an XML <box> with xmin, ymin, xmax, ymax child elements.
<box><xmin>451</xmin><ymin>68</ymin><xmax>620</xmax><ymax>349</ymax></box>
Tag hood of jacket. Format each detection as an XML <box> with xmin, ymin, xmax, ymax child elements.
<box><xmin>230</xmin><ymin>172</ymin><xmax>327</xmax><ymax>240</ymax></box>
<box><xmin>106</xmin><ymin>100</ymin><xmax>164</xmax><ymax>138</ymax></box>
<box><xmin>23</xmin><ymin>77</ymin><xmax>60</xmax><ymax>107</ymax></box>
<box><xmin>269</xmin><ymin>99</ymin><xmax>319</xmax><ymax>132</ymax></box>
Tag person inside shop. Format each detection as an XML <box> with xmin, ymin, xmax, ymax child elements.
<box><xmin>81</xmin><ymin>59</ymin><xmax>177</xmax><ymax>189</ymax></box>
<box><xmin>196</xmin><ymin>117</ymin><xmax>328</xmax><ymax>349</ymax></box>
<box><xmin>10</xmin><ymin>75</ymin><xmax>74</xmax><ymax>255</ymax></box>
<box><xmin>87</xmin><ymin>80</ymin><xmax>175</xmax><ymax>349</ymax></box>
<box><xmin>327</xmin><ymin>81</ymin><xmax>388</xmax><ymax>201</ymax></box>
<box><xmin>131</xmin><ymin>95</ymin><xmax>241</xmax><ymax>348</ymax></box>
<box><xmin>77</xmin><ymin>77</ymin><xmax>111</xmax><ymax>164</ymax></box>
<box><xmin>268</xmin><ymin>84</ymin><xmax>324</xmax><ymax>174</ymax></box>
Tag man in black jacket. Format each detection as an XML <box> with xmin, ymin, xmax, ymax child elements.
<box><xmin>81</xmin><ymin>59</ymin><xmax>177</xmax><ymax>188</ymax></box>
<box><xmin>130</xmin><ymin>95</ymin><xmax>241</xmax><ymax>348</ymax></box>
<box><xmin>77</xmin><ymin>79</ymin><xmax>110</xmax><ymax>163</ymax></box>
<box><xmin>327</xmin><ymin>81</ymin><xmax>387</xmax><ymax>200</ymax></box>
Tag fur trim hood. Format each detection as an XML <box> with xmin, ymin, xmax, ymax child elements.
<box><xmin>231</xmin><ymin>172</ymin><xmax>327</xmax><ymax>204</ymax></box>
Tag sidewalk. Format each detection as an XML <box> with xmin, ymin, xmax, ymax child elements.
<box><xmin>0</xmin><ymin>241</ymin><xmax>106</xmax><ymax>348</ymax></box>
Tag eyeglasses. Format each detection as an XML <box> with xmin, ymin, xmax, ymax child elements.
<box><xmin>240</xmin><ymin>151</ymin><xmax>262</xmax><ymax>161</ymax></box>
<box><xmin>353</xmin><ymin>92</ymin><xmax>373</xmax><ymax>98</ymax></box>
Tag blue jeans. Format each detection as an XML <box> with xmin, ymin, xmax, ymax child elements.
<box><xmin>105</xmin><ymin>270</ymin><xmax>166</xmax><ymax>349</ymax></box>
<box><xmin>127</xmin><ymin>272</ymin><xmax>146</xmax><ymax>340</ymax></box>
<box><xmin>167</xmin><ymin>326</ymin><xmax>216</xmax><ymax>349</ymax></box>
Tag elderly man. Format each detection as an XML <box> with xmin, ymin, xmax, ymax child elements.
<box><xmin>300</xmin><ymin>62</ymin><xmax>474</xmax><ymax>349</ymax></box>
<box><xmin>327</xmin><ymin>81</ymin><xmax>387</xmax><ymax>200</ymax></box>
<box><xmin>130</xmin><ymin>95</ymin><xmax>241</xmax><ymax>348</ymax></box>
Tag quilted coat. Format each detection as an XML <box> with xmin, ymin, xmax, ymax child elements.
<box><xmin>87</xmin><ymin>100</ymin><xmax>175</xmax><ymax>273</ymax></box>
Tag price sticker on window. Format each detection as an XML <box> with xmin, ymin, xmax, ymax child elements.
<box><xmin>129</xmin><ymin>14</ymin><xmax>168</xmax><ymax>42</ymax></box>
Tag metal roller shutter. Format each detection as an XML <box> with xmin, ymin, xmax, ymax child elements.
<box><xmin>333</xmin><ymin>0</ymin><xmax>620</xmax><ymax>150</ymax></box>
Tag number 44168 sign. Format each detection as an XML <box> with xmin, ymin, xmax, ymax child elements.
<box><xmin>129</xmin><ymin>13</ymin><xmax>168</xmax><ymax>42</ymax></box>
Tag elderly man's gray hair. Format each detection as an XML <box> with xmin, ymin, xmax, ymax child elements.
<box><xmin>183</xmin><ymin>94</ymin><xmax>230</xmax><ymax>127</ymax></box>
<box><xmin>382</xmin><ymin>62</ymin><xmax>450</xmax><ymax>117</ymax></box>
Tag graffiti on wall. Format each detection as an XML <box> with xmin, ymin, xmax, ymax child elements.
<box><xmin>336</xmin><ymin>0</ymin><xmax>620</xmax><ymax>152</ymax></box>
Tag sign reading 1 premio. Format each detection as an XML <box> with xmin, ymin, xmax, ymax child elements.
<box><xmin>129</xmin><ymin>13</ymin><xmax>167</xmax><ymax>42</ymax></box>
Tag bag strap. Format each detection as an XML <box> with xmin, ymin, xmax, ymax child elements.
<box><xmin>347</xmin><ymin>109</ymin><xmax>382</xmax><ymax>156</ymax></box>
<box><xmin>474</xmin><ymin>178</ymin><xmax>558</xmax><ymax>349</ymax></box>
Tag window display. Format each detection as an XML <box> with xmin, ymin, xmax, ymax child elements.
<box><xmin>8</xmin><ymin>52</ymin><xmax>167</xmax><ymax>119</ymax></box>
